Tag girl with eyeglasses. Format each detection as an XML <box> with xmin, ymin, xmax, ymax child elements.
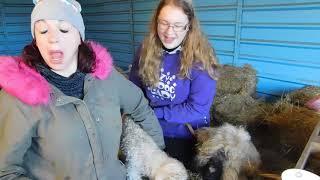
<box><xmin>129</xmin><ymin>0</ymin><xmax>219</xmax><ymax>170</ymax></box>
<box><xmin>0</xmin><ymin>0</ymin><xmax>165</xmax><ymax>179</ymax></box>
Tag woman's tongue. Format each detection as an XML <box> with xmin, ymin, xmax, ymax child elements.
<box><xmin>49</xmin><ymin>51</ymin><xmax>64</xmax><ymax>61</ymax></box>
<box><xmin>164</xmin><ymin>36</ymin><xmax>175</xmax><ymax>44</ymax></box>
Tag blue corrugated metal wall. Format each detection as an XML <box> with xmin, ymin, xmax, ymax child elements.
<box><xmin>131</xmin><ymin>0</ymin><xmax>157</xmax><ymax>51</ymax></box>
<box><xmin>78</xmin><ymin>0</ymin><xmax>134</xmax><ymax>69</ymax></box>
<box><xmin>0</xmin><ymin>0</ymin><xmax>319</xmax><ymax>98</ymax></box>
<box><xmin>0</xmin><ymin>2</ymin><xmax>3</xmax><ymax>54</ymax></box>
<box><xmin>0</xmin><ymin>0</ymin><xmax>33</xmax><ymax>55</ymax></box>
<box><xmin>239</xmin><ymin>0</ymin><xmax>320</xmax><ymax>97</ymax></box>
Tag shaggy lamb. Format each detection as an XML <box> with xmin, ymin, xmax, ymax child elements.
<box><xmin>120</xmin><ymin>116</ymin><xmax>188</xmax><ymax>180</ymax></box>
<box><xmin>194</xmin><ymin>123</ymin><xmax>261</xmax><ymax>180</ymax></box>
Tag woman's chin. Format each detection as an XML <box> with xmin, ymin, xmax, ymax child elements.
<box><xmin>162</xmin><ymin>43</ymin><xmax>178</xmax><ymax>49</ymax></box>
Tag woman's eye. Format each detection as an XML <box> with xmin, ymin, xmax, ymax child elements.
<box><xmin>60</xmin><ymin>29</ymin><xmax>69</xmax><ymax>33</ymax></box>
<box><xmin>40</xmin><ymin>30</ymin><xmax>48</xmax><ymax>34</ymax></box>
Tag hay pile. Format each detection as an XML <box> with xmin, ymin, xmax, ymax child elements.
<box><xmin>216</xmin><ymin>64</ymin><xmax>257</xmax><ymax>96</ymax></box>
<box><xmin>211</xmin><ymin>64</ymin><xmax>264</xmax><ymax>125</ymax></box>
<box><xmin>286</xmin><ymin>86</ymin><xmax>320</xmax><ymax>106</ymax></box>
<box><xmin>249</xmin><ymin>95</ymin><xmax>320</xmax><ymax>175</ymax></box>
<box><xmin>212</xmin><ymin>94</ymin><xmax>263</xmax><ymax>125</ymax></box>
<box><xmin>261</xmin><ymin>97</ymin><xmax>320</xmax><ymax>155</ymax></box>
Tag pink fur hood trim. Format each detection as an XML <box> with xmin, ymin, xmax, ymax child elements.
<box><xmin>0</xmin><ymin>41</ymin><xmax>113</xmax><ymax>105</ymax></box>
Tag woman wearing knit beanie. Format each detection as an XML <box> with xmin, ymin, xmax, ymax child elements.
<box><xmin>129</xmin><ymin>0</ymin><xmax>219</xmax><ymax>171</ymax></box>
<box><xmin>0</xmin><ymin>0</ymin><xmax>164</xmax><ymax>179</ymax></box>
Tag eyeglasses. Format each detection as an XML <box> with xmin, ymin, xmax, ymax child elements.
<box><xmin>157</xmin><ymin>19</ymin><xmax>189</xmax><ymax>32</ymax></box>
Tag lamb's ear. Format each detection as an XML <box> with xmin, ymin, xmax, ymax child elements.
<box><xmin>194</xmin><ymin>128</ymin><xmax>210</xmax><ymax>143</ymax></box>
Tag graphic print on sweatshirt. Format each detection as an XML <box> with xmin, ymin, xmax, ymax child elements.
<box><xmin>147</xmin><ymin>68</ymin><xmax>177</xmax><ymax>101</ymax></box>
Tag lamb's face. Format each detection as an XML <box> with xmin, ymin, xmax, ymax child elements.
<box><xmin>200</xmin><ymin>156</ymin><xmax>224</xmax><ymax>180</ymax></box>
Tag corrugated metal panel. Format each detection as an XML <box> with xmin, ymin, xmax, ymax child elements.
<box><xmin>79</xmin><ymin>0</ymin><xmax>134</xmax><ymax>70</ymax></box>
<box><xmin>194</xmin><ymin>0</ymin><xmax>238</xmax><ymax>65</ymax></box>
<box><xmin>132</xmin><ymin>0</ymin><xmax>158</xmax><ymax>52</ymax></box>
<box><xmin>239</xmin><ymin>1</ymin><xmax>320</xmax><ymax>97</ymax></box>
<box><xmin>0</xmin><ymin>1</ymin><xmax>33</xmax><ymax>55</ymax></box>
<box><xmin>0</xmin><ymin>2</ymin><xmax>5</xmax><ymax>54</ymax></box>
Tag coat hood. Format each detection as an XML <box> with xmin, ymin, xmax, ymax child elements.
<box><xmin>0</xmin><ymin>41</ymin><xmax>113</xmax><ymax>105</ymax></box>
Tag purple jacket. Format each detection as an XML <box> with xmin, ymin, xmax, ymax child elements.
<box><xmin>129</xmin><ymin>49</ymin><xmax>216</xmax><ymax>138</ymax></box>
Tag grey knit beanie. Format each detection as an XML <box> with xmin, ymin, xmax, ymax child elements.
<box><xmin>31</xmin><ymin>0</ymin><xmax>85</xmax><ymax>40</ymax></box>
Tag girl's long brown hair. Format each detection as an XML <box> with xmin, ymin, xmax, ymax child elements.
<box><xmin>139</xmin><ymin>0</ymin><xmax>219</xmax><ymax>87</ymax></box>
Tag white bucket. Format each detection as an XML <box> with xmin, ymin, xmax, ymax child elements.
<box><xmin>281</xmin><ymin>169</ymin><xmax>320</xmax><ymax>180</ymax></box>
